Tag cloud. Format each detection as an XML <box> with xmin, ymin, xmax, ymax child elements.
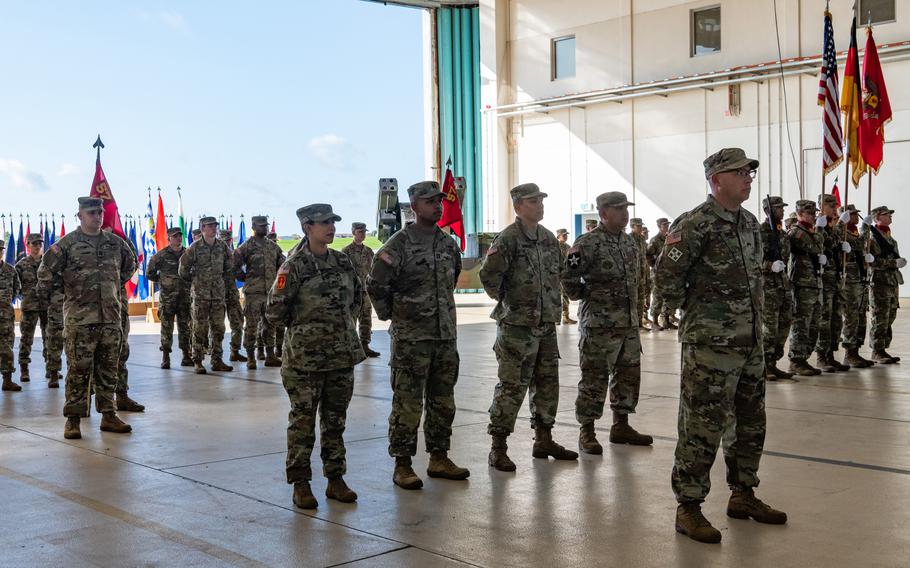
<box><xmin>140</xmin><ymin>10</ymin><xmax>189</xmax><ymax>35</ymax></box>
<box><xmin>57</xmin><ymin>163</ymin><xmax>80</xmax><ymax>177</ymax></box>
<box><xmin>0</xmin><ymin>159</ymin><xmax>50</xmax><ymax>192</ymax></box>
<box><xmin>307</xmin><ymin>134</ymin><xmax>358</xmax><ymax>170</ymax></box>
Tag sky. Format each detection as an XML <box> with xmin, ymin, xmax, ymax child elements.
<box><xmin>0</xmin><ymin>1</ymin><xmax>425</xmax><ymax>237</ymax></box>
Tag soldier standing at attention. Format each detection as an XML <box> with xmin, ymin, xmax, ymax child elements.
<box><xmin>368</xmin><ymin>181</ymin><xmax>470</xmax><ymax>490</ymax></box>
<box><xmin>555</xmin><ymin>228</ymin><xmax>577</xmax><ymax>325</ymax></box>
<box><xmin>234</xmin><ymin>216</ymin><xmax>285</xmax><ymax>369</ymax></box>
<box><xmin>15</xmin><ymin>233</ymin><xmax>47</xmax><ymax>384</ymax></box>
<box><xmin>815</xmin><ymin>194</ymin><xmax>850</xmax><ymax>372</ymax></box>
<box><xmin>787</xmin><ymin>200</ymin><xmax>826</xmax><ymax>376</ymax></box>
<box><xmin>655</xmin><ymin>148</ymin><xmax>786</xmax><ymax>544</ymax></box>
<box><xmin>147</xmin><ymin>227</ymin><xmax>193</xmax><ymax>369</ymax></box>
<box><xmin>219</xmin><ymin>228</ymin><xmax>247</xmax><ymax>364</ymax></box>
<box><xmin>480</xmin><ymin>183</ymin><xmax>578</xmax><ymax>472</ymax></box>
<box><xmin>38</xmin><ymin>197</ymin><xmax>136</xmax><ymax>439</ymax></box>
<box><xmin>867</xmin><ymin>205</ymin><xmax>906</xmax><ymax>364</ymax></box>
<box><xmin>647</xmin><ymin>218</ymin><xmax>673</xmax><ymax>331</ymax></box>
<box><xmin>342</xmin><ymin>222</ymin><xmax>380</xmax><ymax>356</ymax></box>
<box><xmin>267</xmin><ymin>204</ymin><xmax>363</xmax><ymax>509</ymax></box>
<box><xmin>179</xmin><ymin>216</ymin><xmax>235</xmax><ymax>374</ymax></box>
<box><xmin>563</xmin><ymin>192</ymin><xmax>653</xmax><ymax>454</ymax></box>
<box><xmin>267</xmin><ymin>231</ymin><xmax>286</xmax><ymax>357</ymax></box>
<box><xmin>37</xmin><ymin>255</ymin><xmax>64</xmax><ymax>388</ymax></box>
<box><xmin>840</xmin><ymin>205</ymin><xmax>875</xmax><ymax>368</ymax></box>
<box><xmin>629</xmin><ymin>218</ymin><xmax>649</xmax><ymax>330</ymax></box>
<box><xmin>759</xmin><ymin>197</ymin><xmax>795</xmax><ymax>380</ymax></box>
<box><xmin>113</xmin><ymin>234</ymin><xmax>144</xmax><ymax>413</ymax></box>
<box><xmin>0</xmin><ymin>239</ymin><xmax>22</xmax><ymax>392</ymax></box>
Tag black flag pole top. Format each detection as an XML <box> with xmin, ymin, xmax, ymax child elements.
<box><xmin>93</xmin><ymin>135</ymin><xmax>104</xmax><ymax>161</ymax></box>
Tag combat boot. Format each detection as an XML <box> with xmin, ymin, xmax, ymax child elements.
<box><xmin>230</xmin><ymin>350</ymin><xmax>248</xmax><ymax>362</ymax></box>
<box><xmin>47</xmin><ymin>373</ymin><xmax>60</xmax><ymax>389</ymax></box>
<box><xmin>116</xmin><ymin>391</ymin><xmax>145</xmax><ymax>412</ymax></box>
<box><xmin>264</xmin><ymin>347</ymin><xmax>282</xmax><ymax>367</ymax></box>
<box><xmin>2</xmin><ymin>373</ymin><xmax>21</xmax><ymax>392</ymax></box>
<box><xmin>19</xmin><ymin>365</ymin><xmax>29</xmax><ymax>382</ymax></box>
<box><xmin>609</xmin><ymin>412</ymin><xmax>653</xmax><ymax>446</ymax></box>
<box><xmin>325</xmin><ymin>477</ymin><xmax>358</xmax><ymax>503</ymax></box>
<box><xmin>532</xmin><ymin>427</ymin><xmax>578</xmax><ymax>460</ymax></box>
<box><xmin>292</xmin><ymin>481</ymin><xmax>318</xmax><ymax>509</ymax></box>
<box><xmin>872</xmin><ymin>350</ymin><xmax>899</xmax><ymax>364</ymax></box>
<box><xmin>828</xmin><ymin>351</ymin><xmax>850</xmax><ymax>372</ymax></box>
<box><xmin>767</xmin><ymin>363</ymin><xmax>795</xmax><ymax>380</ymax></box>
<box><xmin>675</xmin><ymin>502</ymin><xmax>721</xmax><ymax>544</ymax></box>
<box><xmin>488</xmin><ymin>435</ymin><xmax>516</xmax><ymax>472</ymax></box>
<box><xmin>788</xmin><ymin>358</ymin><xmax>820</xmax><ymax>376</ymax></box>
<box><xmin>247</xmin><ymin>358</ymin><xmax>257</xmax><ymax>370</ymax></box>
<box><xmin>99</xmin><ymin>412</ymin><xmax>132</xmax><ymax>434</ymax></box>
<box><xmin>275</xmin><ymin>343</ymin><xmax>283</xmax><ymax>358</ymax></box>
<box><xmin>180</xmin><ymin>351</ymin><xmax>194</xmax><ymax>367</ymax></box>
<box><xmin>362</xmin><ymin>342</ymin><xmax>381</xmax><ymax>358</ymax></box>
<box><xmin>426</xmin><ymin>451</ymin><xmax>470</xmax><ymax>480</ymax></box>
<box><xmin>843</xmin><ymin>347</ymin><xmax>873</xmax><ymax>368</ymax></box>
<box><xmin>578</xmin><ymin>423</ymin><xmax>603</xmax><ymax>455</ymax></box>
<box><xmin>63</xmin><ymin>416</ymin><xmax>81</xmax><ymax>439</ymax></box>
<box><xmin>256</xmin><ymin>346</ymin><xmax>266</xmax><ymax>361</ymax></box>
<box><xmin>562</xmin><ymin>314</ymin><xmax>577</xmax><ymax>325</ymax></box>
<box><xmin>392</xmin><ymin>456</ymin><xmax>423</xmax><ymax>490</ymax></box>
<box><xmin>160</xmin><ymin>351</ymin><xmax>171</xmax><ymax>369</ymax></box>
<box><xmin>814</xmin><ymin>352</ymin><xmax>837</xmax><ymax>373</ymax></box>
<box><xmin>727</xmin><ymin>487</ymin><xmax>788</xmax><ymax>524</ymax></box>
<box><xmin>210</xmin><ymin>358</ymin><xmax>234</xmax><ymax>372</ymax></box>
<box><xmin>194</xmin><ymin>359</ymin><xmax>207</xmax><ymax>375</ymax></box>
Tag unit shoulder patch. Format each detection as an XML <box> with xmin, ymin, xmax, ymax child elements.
<box><xmin>667</xmin><ymin>247</ymin><xmax>683</xmax><ymax>262</ymax></box>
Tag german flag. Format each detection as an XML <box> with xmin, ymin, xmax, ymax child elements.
<box><xmin>839</xmin><ymin>14</ymin><xmax>866</xmax><ymax>187</ymax></box>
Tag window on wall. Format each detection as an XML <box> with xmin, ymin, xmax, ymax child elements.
<box><xmin>858</xmin><ymin>0</ymin><xmax>896</xmax><ymax>25</ymax></box>
<box><xmin>551</xmin><ymin>36</ymin><xmax>576</xmax><ymax>80</ymax></box>
<box><xmin>691</xmin><ymin>6</ymin><xmax>721</xmax><ymax>56</ymax></box>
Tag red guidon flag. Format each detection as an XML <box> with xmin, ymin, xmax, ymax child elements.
<box><xmin>90</xmin><ymin>151</ymin><xmax>126</xmax><ymax>239</ymax></box>
<box><xmin>155</xmin><ymin>191</ymin><xmax>168</xmax><ymax>251</ymax></box>
<box><xmin>437</xmin><ymin>163</ymin><xmax>465</xmax><ymax>252</ymax></box>
<box><xmin>858</xmin><ymin>26</ymin><xmax>892</xmax><ymax>174</ymax></box>
<box><xmin>831</xmin><ymin>178</ymin><xmax>842</xmax><ymax>207</ymax></box>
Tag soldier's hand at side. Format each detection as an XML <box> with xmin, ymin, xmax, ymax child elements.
<box><xmin>863</xmin><ymin>215</ymin><xmax>874</xmax><ymax>226</ymax></box>
<box><xmin>819</xmin><ymin>254</ymin><xmax>828</xmax><ymax>266</ymax></box>
<box><xmin>841</xmin><ymin>242</ymin><xmax>852</xmax><ymax>253</ymax></box>
<box><xmin>897</xmin><ymin>258</ymin><xmax>908</xmax><ymax>269</ymax></box>
<box><xmin>771</xmin><ymin>260</ymin><xmax>785</xmax><ymax>273</ymax></box>
<box><xmin>839</xmin><ymin>212</ymin><xmax>851</xmax><ymax>224</ymax></box>
<box><xmin>815</xmin><ymin>216</ymin><xmax>828</xmax><ymax>228</ymax></box>
<box><xmin>865</xmin><ymin>253</ymin><xmax>875</xmax><ymax>263</ymax></box>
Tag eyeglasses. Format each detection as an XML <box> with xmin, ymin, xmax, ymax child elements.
<box><xmin>728</xmin><ymin>168</ymin><xmax>757</xmax><ymax>179</ymax></box>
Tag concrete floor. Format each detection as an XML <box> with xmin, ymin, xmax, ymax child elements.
<box><xmin>1</xmin><ymin>296</ymin><xmax>908</xmax><ymax>567</ymax></box>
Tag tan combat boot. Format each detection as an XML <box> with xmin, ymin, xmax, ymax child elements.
<box><xmin>766</xmin><ymin>362</ymin><xmax>795</xmax><ymax>380</ymax></box>
<box><xmin>64</xmin><ymin>416</ymin><xmax>81</xmax><ymax>439</ymax></box>
<box><xmin>427</xmin><ymin>452</ymin><xmax>470</xmax><ymax>480</ymax></box>
<box><xmin>609</xmin><ymin>412</ymin><xmax>653</xmax><ymax>446</ymax></box>
<box><xmin>843</xmin><ymin>347</ymin><xmax>873</xmax><ymax>368</ymax></box>
<box><xmin>872</xmin><ymin>349</ymin><xmax>900</xmax><ymax>364</ymax></box>
<box><xmin>2</xmin><ymin>373</ymin><xmax>21</xmax><ymax>392</ymax></box>
<box><xmin>100</xmin><ymin>412</ymin><xmax>132</xmax><ymax>434</ymax></box>
<box><xmin>47</xmin><ymin>371</ymin><xmax>60</xmax><ymax>389</ymax></box>
<box><xmin>210</xmin><ymin>358</ymin><xmax>234</xmax><ymax>372</ymax></box>
<box><xmin>160</xmin><ymin>351</ymin><xmax>171</xmax><ymax>369</ymax></box>
<box><xmin>229</xmin><ymin>349</ymin><xmax>247</xmax><ymax>362</ymax></box>
<box><xmin>362</xmin><ymin>342</ymin><xmax>381</xmax><ymax>358</ymax></box>
<box><xmin>788</xmin><ymin>358</ymin><xmax>820</xmax><ymax>376</ymax></box>
<box><xmin>180</xmin><ymin>351</ymin><xmax>194</xmax><ymax>367</ymax></box>
<box><xmin>264</xmin><ymin>347</ymin><xmax>282</xmax><ymax>367</ymax></box>
<box><xmin>293</xmin><ymin>481</ymin><xmax>318</xmax><ymax>509</ymax></box>
<box><xmin>194</xmin><ymin>359</ymin><xmax>207</xmax><ymax>374</ymax></box>
<box><xmin>393</xmin><ymin>456</ymin><xmax>423</xmax><ymax>490</ymax></box>
<box><xmin>116</xmin><ymin>391</ymin><xmax>145</xmax><ymax>413</ymax></box>
<box><xmin>675</xmin><ymin>502</ymin><xmax>722</xmax><ymax>544</ymax></box>
<box><xmin>19</xmin><ymin>365</ymin><xmax>29</xmax><ymax>382</ymax></box>
<box><xmin>256</xmin><ymin>346</ymin><xmax>266</xmax><ymax>361</ymax></box>
<box><xmin>325</xmin><ymin>477</ymin><xmax>358</xmax><ymax>503</ymax></box>
<box><xmin>488</xmin><ymin>435</ymin><xmax>516</xmax><ymax>472</ymax></box>
<box><xmin>727</xmin><ymin>487</ymin><xmax>788</xmax><ymax>524</ymax></box>
<box><xmin>532</xmin><ymin>427</ymin><xmax>579</xmax><ymax>460</ymax></box>
<box><xmin>247</xmin><ymin>358</ymin><xmax>257</xmax><ymax>370</ymax></box>
<box><xmin>578</xmin><ymin>423</ymin><xmax>603</xmax><ymax>455</ymax></box>
<box><xmin>814</xmin><ymin>352</ymin><xmax>837</xmax><ymax>373</ymax></box>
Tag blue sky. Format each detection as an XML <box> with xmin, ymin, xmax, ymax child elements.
<box><xmin>0</xmin><ymin>1</ymin><xmax>425</xmax><ymax>236</ymax></box>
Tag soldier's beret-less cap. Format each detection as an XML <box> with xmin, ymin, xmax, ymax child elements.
<box><xmin>818</xmin><ymin>194</ymin><xmax>838</xmax><ymax>206</ymax></box>
<box><xmin>408</xmin><ymin>181</ymin><xmax>444</xmax><ymax>200</ymax></box>
<box><xmin>704</xmin><ymin>148</ymin><xmax>759</xmax><ymax>178</ymax></box>
<box><xmin>656</xmin><ymin>217</ymin><xmax>670</xmax><ymax>225</ymax></box>
<box><xmin>167</xmin><ymin>227</ymin><xmax>183</xmax><ymax>237</ymax></box>
<box><xmin>556</xmin><ymin>228</ymin><xmax>568</xmax><ymax>236</ymax></box>
<box><xmin>795</xmin><ymin>199</ymin><xmax>818</xmax><ymax>213</ymax></box>
<box><xmin>296</xmin><ymin>203</ymin><xmax>342</xmax><ymax>224</ymax></box>
<box><xmin>352</xmin><ymin>222</ymin><xmax>367</xmax><ymax>231</ymax></box>
<box><xmin>843</xmin><ymin>204</ymin><xmax>861</xmax><ymax>214</ymax></box>
<box><xmin>629</xmin><ymin>218</ymin><xmax>643</xmax><ymax>226</ymax></box>
<box><xmin>585</xmin><ymin>219</ymin><xmax>598</xmax><ymax>227</ymax></box>
<box><xmin>78</xmin><ymin>196</ymin><xmax>104</xmax><ymax>211</ymax></box>
<box><xmin>26</xmin><ymin>233</ymin><xmax>43</xmax><ymax>244</ymax></box>
<box><xmin>762</xmin><ymin>196</ymin><xmax>788</xmax><ymax>209</ymax></box>
<box><xmin>596</xmin><ymin>191</ymin><xmax>634</xmax><ymax>209</ymax></box>
<box><xmin>199</xmin><ymin>216</ymin><xmax>218</xmax><ymax>226</ymax></box>
<box><xmin>871</xmin><ymin>205</ymin><xmax>895</xmax><ymax>216</ymax></box>
<box><xmin>510</xmin><ymin>183</ymin><xmax>548</xmax><ymax>201</ymax></box>
<box><xmin>251</xmin><ymin>215</ymin><xmax>269</xmax><ymax>226</ymax></box>
<box><xmin>192</xmin><ymin>229</ymin><xmax>202</xmax><ymax>236</ymax></box>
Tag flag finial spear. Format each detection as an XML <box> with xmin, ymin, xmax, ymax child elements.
<box><xmin>93</xmin><ymin>135</ymin><xmax>104</xmax><ymax>161</ymax></box>
<box><xmin>446</xmin><ymin>155</ymin><xmax>452</xmax><ymax>167</ymax></box>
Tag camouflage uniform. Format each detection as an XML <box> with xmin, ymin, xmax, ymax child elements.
<box><xmin>15</xmin><ymin>241</ymin><xmax>48</xmax><ymax>375</ymax></box>
<box><xmin>147</xmin><ymin>239</ymin><xmax>192</xmax><ymax>357</ymax></box>
<box><xmin>220</xmin><ymin>231</ymin><xmax>244</xmax><ymax>356</ymax></box>
<box><xmin>787</xmin><ymin>203</ymin><xmax>824</xmax><ymax>363</ymax></box>
<box><xmin>0</xmin><ymin>252</ymin><xmax>21</xmax><ymax>380</ymax></box>
<box><xmin>37</xmin><ymin>268</ymin><xmax>64</xmax><ymax>380</ymax></box>
<box><xmin>840</xmin><ymin>218</ymin><xmax>870</xmax><ymax>351</ymax></box>
<box><xmin>630</xmin><ymin>219</ymin><xmax>648</xmax><ymax>325</ymax></box>
<box><xmin>556</xmin><ymin>230</ymin><xmax>572</xmax><ymax>323</ymax></box>
<box><xmin>654</xmin><ymin>150</ymin><xmax>766</xmax><ymax>505</ymax></box>
<box><xmin>341</xmin><ymin>235</ymin><xmax>375</xmax><ymax>345</ymax></box>
<box><xmin>266</xmin><ymin>205</ymin><xmax>364</xmax><ymax>483</ymax></box>
<box><xmin>39</xmin><ymin>223</ymin><xmax>137</xmax><ymax>417</ymax></box>
<box><xmin>758</xmin><ymin>198</ymin><xmax>792</xmax><ymax>372</ymax></box>
<box><xmin>647</xmin><ymin>231</ymin><xmax>670</xmax><ymax>323</ymax></box>
<box><xmin>115</xmin><ymin>237</ymin><xmax>139</xmax><ymax>396</ymax></box>
<box><xmin>816</xmin><ymin>195</ymin><xmax>846</xmax><ymax>363</ymax></box>
<box><xmin>867</xmin><ymin>211</ymin><xmax>903</xmax><ymax>353</ymax></box>
<box><xmin>234</xmin><ymin>224</ymin><xmax>285</xmax><ymax>358</ymax></box>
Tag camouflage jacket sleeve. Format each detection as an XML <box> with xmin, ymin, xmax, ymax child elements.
<box><xmin>478</xmin><ymin>233</ymin><xmax>509</xmax><ymax>301</ymax></box>
<box><xmin>366</xmin><ymin>235</ymin><xmax>402</xmax><ymax>321</ymax></box>
<box><xmin>654</xmin><ymin>222</ymin><xmax>696</xmax><ymax>312</ymax></box>
<box><xmin>146</xmin><ymin>251</ymin><xmax>161</xmax><ymax>282</ymax></box>
<box><xmin>178</xmin><ymin>244</ymin><xmax>195</xmax><ymax>280</ymax></box>
<box><xmin>561</xmin><ymin>237</ymin><xmax>586</xmax><ymax>300</ymax></box>
<box><xmin>120</xmin><ymin>240</ymin><xmax>138</xmax><ymax>286</ymax></box>
<box><xmin>36</xmin><ymin>245</ymin><xmax>64</xmax><ymax>303</ymax></box>
<box><xmin>233</xmin><ymin>246</ymin><xmax>247</xmax><ymax>282</ymax></box>
<box><xmin>645</xmin><ymin>236</ymin><xmax>661</xmax><ymax>267</ymax></box>
<box><xmin>347</xmin><ymin>253</ymin><xmax>364</xmax><ymax>317</ymax></box>
<box><xmin>221</xmin><ymin>242</ymin><xmax>234</xmax><ymax>289</ymax></box>
<box><xmin>266</xmin><ymin>258</ymin><xmax>297</xmax><ymax>328</ymax></box>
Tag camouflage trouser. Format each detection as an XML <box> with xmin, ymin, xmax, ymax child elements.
<box><xmin>561</xmin><ymin>288</ymin><xmax>570</xmax><ymax>320</ymax></box>
<box><xmin>816</xmin><ymin>277</ymin><xmax>844</xmax><ymax>355</ymax></box>
<box><xmin>45</xmin><ymin>302</ymin><xmax>64</xmax><ymax>373</ymax></box>
<box><xmin>116</xmin><ymin>309</ymin><xmax>130</xmax><ymax>393</ymax></box>
<box><xmin>870</xmin><ymin>282</ymin><xmax>899</xmax><ymax>350</ymax></box>
<box><xmin>64</xmin><ymin>323</ymin><xmax>122</xmax><ymax>417</ymax></box>
<box><xmin>649</xmin><ymin>270</ymin><xmax>671</xmax><ymax>321</ymax></box>
<box><xmin>576</xmin><ymin>326</ymin><xmax>641</xmax><ymax>425</ymax></box>
<box><xmin>356</xmin><ymin>293</ymin><xmax>372</xmax><ymax>344</ymax></box>
<box><xmin>388</xmin><ymin>339</ymin><xmax>458</xmax><ymax>457</ymax></box>
<box><xmin>275</xmin><ymin>325</ymin><xmax>285</xmax><ymax>352</ymax></box>
<box><xmin>840</xmin><ymin>280</ymin><xmax>869</xmax><ymax>349</ymax></box>
<box><xmin>672</xmin><ymin>343</ymin><xmax>766</xmax><ymax>503</ymax></box>
<box><xmin>762</xmin><ymin>287</ymin><xmax>792</xmax><ymax>363</ymax></box>
<box><xmin>0</xmin><ymin>306</ymin><xmax>13</xmax><ymax>374</ymax></box>
<box><xmin>18</xmin><ymin>309</ymin><xmax>48</xmax><ymax>366</ymax></box>
<box><xmin>159</xmin><ymin>299</ymin><xmax>191</xmax><ymax>353</ymax></box>
<box><xmin>282</xmin><ymin>367</ymin><xmax>355</xmax><ymax>483</ymax></box>
<box><xmin>488</xmin><ymin>323</ymin><xmax>559</xmax><ymax>437</ymax></box>
<box><xmin>193</xmin><ymin>298</ymin><xmax>226</xmax><ymax>360</ymax></box>
<box><xmin>242</xmin><ymin>293</ymin><xmax>272</xmax><ymax>353</ymax></box>
<box><xmin>226</xmin><ymin>290</ymin><xmax>243</xmax><ymax>352</ymax></box>
<box><xmin>788</xmin><ymin>286</ymin><xmax>821</xmax><ymax>360</ymax></box>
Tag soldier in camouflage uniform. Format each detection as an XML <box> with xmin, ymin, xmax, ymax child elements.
<box><xmin>266</xmin><ymin>231</ymin><xmax>286</xmax><ymax>357</ymax></box>
<box><xmin>219</xmin><ymin>228</ymin><xmax>247</xmax><ymax>363</ymax></box>
<box><xmin>0</xmin><ymin>240</ymin><xmax>22</xmax><ymax>391</ymax></box>
<box><xmin>814</xmin><ymin>194</ymin><xmax>850</xmax><ymax>372</ymax></box>
<box><xmin>585</xmin><ymin>218</ymin><xmax>597</xmax><ymax>232</ymax></box>
<box><xmin>15</xmin><ymin>233</ymin><xmax>47</xmax><ymax>384</ymax></box>
<box><xmin>647</xmin><ymin>218</ymin><xmax>674</xmax><ymax>330</ymax></box>
<box><xmin>840</xmin><ymin>205</ymin><xmax>875</xmax><ymax>368</ymax></box>
<box><xmin>38</xmin><ymin>197</ymin><xmax>136</xmax><ymax>439</ymax></box>
<box><xmin>147</xmin><ymin>227</ymin><xmax>193</xmax><ymax>369</ymax></box>
<box><xmin>265</xmin><ymin>204</ymin><xmax>363</xmax><ymax>510</ymax></box>
<box><xmin>867</xmin><ymin>205</ymin><xmax>905</xmax><ymax>364</ymax></box>
<box><xmin>785</xmin><ymin>212</ymin><xmax>798</xmax><ymax>230</ymax></box>
<box><xmin>342</xmin><ymin>222</ymin><xmax>380</xmax><ymax>356</ymax></box>
<box><xmin>655</xmin><ymin>148</ymin><xmax>786</xmax><ymax>544</ymax></box>
<box><xmin>235</xmin><ymin>216</ymin><xmax>285</xmax><ymax>369</ymax></box>
<box><xmin>37</xmin><ymin>257</ymin><xmax>64</xmax><ymax>388</ymax></box>
<box><xmin>555</xmin><ymin>228</ymin><xmax>576</xmax><ymax>325</ymax></box>
<box><xmin>787</xmin><ymin>200</ymin><xmax>826</xmax><ymax>376</ymax></box>
<box><xmin>563</xmin><ymin>192</ymin><xmax>653</xmax><ymax>455</ymax></box>
<box><xmin>179</xmin><ymin>216</ymin><xmax>235</xmax><ymax>374</ymax></box>
<box><xmin>759</xmin><ymin>196</ymin><xmax>794</xmax><ymax>380</ymax></box>
<box><xmin>629</xmin><ymin>218</ymin><xmax>650</xmax><ymax>330</ymax></box>
<box><xmin>480</xmin><ymin>183</ymin><xmax>578</xmax><ymax>472</ymax></box>
<box><xmin>113</xmin><ymin>235</ymin><xmax>144</xmax><ymax>413</ymax></box>
<box><xmin>368</xmin><ymin>181</ymin><xmax>469</xmax><ymax>489</ymax></box>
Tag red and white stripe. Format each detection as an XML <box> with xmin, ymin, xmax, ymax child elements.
<box><xmin>819</xmin><ymin>12</ymin><xmax>843</xmax><ymax>173</ymax></box>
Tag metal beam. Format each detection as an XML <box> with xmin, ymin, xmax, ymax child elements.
<box><xmin>361</xmin><ymin>0</ymin><xmax>478</xmax><ymax>9</ymax></box>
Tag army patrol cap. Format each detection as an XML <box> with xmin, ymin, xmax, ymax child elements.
<box><xmin>26</xmin><ymin>233</ymin><xmax>43</xmax><ymax>244</ymax></box>
<box><xmin>762</xmin><ymin>196</ymin><xmax>788</xmax><ymax>209</ymax></box>
<box><xmin>585</xmin><ymin>219</ymin><xmax>598</xmax><ymax>228</ymax></box>
<box><xmin>219</xmin><ymin>229</ymin><xmax>233</xmax><ymax>238</ymax></box>
<box><xmin>78</xmin><ymin>196</ymin><xmax>104</xmax><ymax>212</ymax></box>
<box><xmin>596</xmin><ymin>191</ymin><xmax>634</xmax><ymax>209</ymax></box>
<box><xmin>629</xmin><ymin>218</ymin><xmax>643</xmax><ymax>226</ymax></box>
<box><xmin>704</xmin><ymin>148</ymin><xmax>760</xmax><ymax>178</ymax></box>
<box><xmin>870</xmin><ymin>205</ymin><xmax>895</xmax><ymax>216</ymax></box>
<box><xmin>191</xmin><ymin>229</ymin><xmax>202</xmax><ymax>238</ymax></box>
<box><xmin>199</xmin><ymin>216</ymin><xmax>218</xmax><ymax>226</ymax></box>
<box><xmin>251</xmin><ymin>215</ymin><xmax>269</xmax><ymax>226</ymax></box>
<box><xmin>352</xmin><ymin>222</ymin><xmax>367</xmax><ymax>231</ymax></box>
<box><xmin>818</xmin><ymin>194</ymin><xmax>838</xmax><ymax>207</ymax></box>
<box><xmin>296</xmin><ymin>203</ymin><xmax>342</xmax><ymax>224</ymax></box>
<box><xmin>556</xmin><ymin>228</ymin><xmax>568</xmax><ymax>236</ymax></box>
<box><xmin>656</xmin><ymin>217</ymin><xmax>670</xmax><ymax>226</ymax></box>
<box><xmin>795</xmin><ymin>199</ymin><xmax>818</xmax><ymax>213</ymax></box>
<box><xmin>842</xmin><ymin>204</ymin><xmax>861</xmax><ymax>214</ymax></box>
<box><xmin>510</xmin><ymin>183</ymin><xmax>548</xmax><ymax>202</ymax></box>
<box><xmin>408</xmin><ymin>181</ymin><xmax>444</xmax><ymax>200</ymax></box>
<box><xmin>166</xmin><ymin>227</ymin><xmax>183</xmax><ymax>238</ymax></box>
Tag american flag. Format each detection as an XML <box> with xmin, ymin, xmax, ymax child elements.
<box><xmin>818</xmin><ymin>10</ymin><xmax>843</xmax><ymax>174</ymax></box>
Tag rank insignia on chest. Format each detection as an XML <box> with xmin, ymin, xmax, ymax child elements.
<box><xmin>667</xmin><ymin>247</ymin><xmax>683</xmax><ymax>262</ymax></box>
